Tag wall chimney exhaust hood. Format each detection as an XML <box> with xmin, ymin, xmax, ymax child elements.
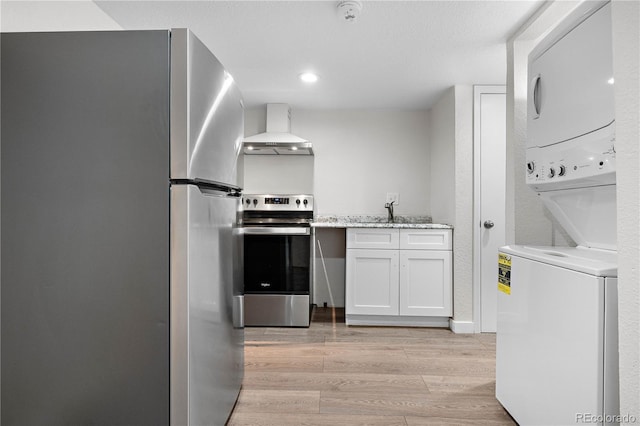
<box><xmin>243</xmin><ymin>103</ymin><xmax>313</xmax><ymax>155</ymax></box>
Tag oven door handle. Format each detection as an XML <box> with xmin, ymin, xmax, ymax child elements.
<box><xmin>241</xmin><ymin>227</ymin><xmax>311</xmax><ymax>235</ymax></box>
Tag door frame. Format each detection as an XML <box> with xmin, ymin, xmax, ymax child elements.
<box><xmin>472</xmin><ymin>85</ymin><xmax>506</xmax><ymax>333</ymax></box>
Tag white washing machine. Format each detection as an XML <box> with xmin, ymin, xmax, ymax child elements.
<box><xmin>496</xmin><ymin>1</ymin><xmax>620</xmax><ymax>425</ymax></box>
<box><xmin>496</xmin><ymin>245</ymin><xmax>618</xmax><ymax>425</ymax></box>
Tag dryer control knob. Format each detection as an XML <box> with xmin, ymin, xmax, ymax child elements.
<box><xmin>558</xmin><ymin>165</ymin><xmax>566</xmax><ymax>176</ymax></box>
<box><xmin>548</xmin><ymin>167</ymin><xmax>556</xmax><ymax>178</ymax></box>
<box><xmin>527</xmin><ymin>161</ymin><xmax>535</xmax><ymax>174</ymax></box>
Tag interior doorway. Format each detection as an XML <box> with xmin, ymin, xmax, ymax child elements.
<box><xmin>473</xmin><ymin>86</ymin><xmax>507</xmax><ymax>333</ymax></box>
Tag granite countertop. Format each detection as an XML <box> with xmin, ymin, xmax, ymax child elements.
<box><xmin>312</xmin><ymin>215</ymin><xmax>453</xmax><ymax>229</ymax></box>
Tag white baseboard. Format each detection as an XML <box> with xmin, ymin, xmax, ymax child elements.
<box><xmin>346</xmin><ymin>315</ymin><xmax>450</xmax><ymax>328</ymax></box>
<box><xmin>449</xmin><ymin>319</ymin><xmax>475</xmax><ymax>334</ymax></box>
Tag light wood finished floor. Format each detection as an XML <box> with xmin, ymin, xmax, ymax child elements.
<box><xmin>228</xmin><ymin>308</ymin><xmax>515</xmax><ymax>426</ymax></box>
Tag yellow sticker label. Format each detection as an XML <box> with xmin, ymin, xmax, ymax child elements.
<box><xmin>498</xmin><ymin>253</ymin><xmax>511</xmax><ymax>295</ymax></box>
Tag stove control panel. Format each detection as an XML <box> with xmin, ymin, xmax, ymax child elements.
<box><xmin>243</xmin><ymin>194</ymin><xmax>314</xmax><ymax>211</ymax></box>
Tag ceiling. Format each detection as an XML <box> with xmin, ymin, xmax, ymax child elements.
<box><xmin>95</xmin><ymin>1</ymin><xmax>543</xmax><ymax>110</ymax></box>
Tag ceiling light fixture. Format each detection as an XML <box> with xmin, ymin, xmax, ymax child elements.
<box><xmin>299</xmin><ymin>72</ymin><xmax>319</xmax><ymax>83</ymax></box>
<box><xmin>337</xmin><ymin>1</ymin><xmax>363</xmax><ymax>23</ymax></box>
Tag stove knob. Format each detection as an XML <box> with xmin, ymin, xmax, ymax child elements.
<box><xmin>245</xmin><ymin>198</ymin><xmax>250</xmax><ymax>206</ymax></box>
<box><xmin>548</xmin><ymin>167</ymin><xmax>556</xmax><ymax>178</ymax></box>
<box><xmin>252</xmin><ymin>199</ymin><xmax>258</xmax><ymax>206</ymax></box>
<box><xmin>296</xmin><ymin>199</ymin><xmax>301</xmax><ymax>207</ymax></box>
<box><xmin>303</xmin><ymin>199</ymin><xmax>308</xmax><ymax>207</ymax></box>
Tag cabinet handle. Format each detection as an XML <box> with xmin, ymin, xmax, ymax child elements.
<box><xmin>532</xmin><ymin>75</ymin><xmax>541</xmax><ymax>119</ymax></box>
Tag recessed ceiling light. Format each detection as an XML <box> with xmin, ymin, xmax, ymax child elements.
<box><xmin>299</xmin><ymin>72</ymin><xmax>319</xmax><ymax>83</ymax></box>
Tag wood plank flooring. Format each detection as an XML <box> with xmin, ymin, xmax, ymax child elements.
<box><xmin>228</xmin><ymin>308</ymin><xmax>515</xmax><ymax>425</ymax></box>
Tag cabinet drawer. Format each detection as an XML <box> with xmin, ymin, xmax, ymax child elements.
<box><xmin>347</xmin><ymin>228</ymin><xmax>399</xmax><ymax>250</ymax></box>
<box><xmin>400</xmin><ymin>229</ymin><xmax>451</xmax><ymax>250</ymax></box>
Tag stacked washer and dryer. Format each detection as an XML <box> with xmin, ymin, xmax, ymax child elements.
<box><xmin>496</xmin><ymin>1</ymin><xmax>620</xmax><ymax>425</ymax></box>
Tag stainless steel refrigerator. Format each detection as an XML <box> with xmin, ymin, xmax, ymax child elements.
<box><xmin>1</xmin><ymin>29</ymin><xmax>244</xmax><ymax>425</ymax></box>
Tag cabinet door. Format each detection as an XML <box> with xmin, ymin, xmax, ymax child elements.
<box><xmin>399</xmin><ymin>250</ymin><xmax>452</xmax><ymax>317</ymax></box>
<box><xmin>346</xmin><ymin>249</ymin><xmax>399</xmax><ymax>316</ymax></box>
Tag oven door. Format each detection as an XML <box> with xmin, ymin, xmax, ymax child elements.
<box><xmin>243</xmin><ymin>227</ymin><xmax>311</xmax><ymax>294</ymax></box>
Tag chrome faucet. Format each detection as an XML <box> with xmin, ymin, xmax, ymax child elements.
<box><xmin>385</xmin><ymin>201</ymin><xmax>394</xmax><ymax>223</ymax></box>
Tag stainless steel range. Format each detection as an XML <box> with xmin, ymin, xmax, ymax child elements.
<box><xmin>242</xmin><ymin>194</ymin><xmax>314</xmax><ymax>327</ymax></box>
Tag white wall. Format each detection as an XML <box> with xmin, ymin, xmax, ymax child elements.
<box><xmin>452</xmin><ymin>85</ymin><xmax>474</xmax><ymax>324</ymax></box>
<box><xmin>428</xmin><ymin>85</ymin><xmax>474</xmax><ymax>325</ymax></box>
<box><xmin>243</xmin><ymin>155</ymin><xmax>315</xmax><ymax>194</ymax></box>
<box><xmin>429</xmin><ymin>88</ymin><xmax>456</xmax><ymax>225</ymax></box>
<box><xmin>612</xmin><ymin>0</ymin><xmax>640</xmax><ymax>421</ymax></box>
<box><xmin>0</xmin><ymin>1</ymin><xmax>122</xmax><ymax>31</ymax></box>
<box><xmin>294</xmin><ymin>109</ymin><xmax>431</xmax><ymax>217</ymax></box>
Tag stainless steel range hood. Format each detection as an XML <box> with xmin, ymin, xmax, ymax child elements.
<box><xmin>243</xmin><ymin>104</ymin><xmax>313</xmax><ymax>155</ymax></box>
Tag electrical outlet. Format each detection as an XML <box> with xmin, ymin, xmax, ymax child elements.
<box><xmin>386</xmin><ymin>192</ymin><xmax>399</xmax><ymax>205</ymax></box>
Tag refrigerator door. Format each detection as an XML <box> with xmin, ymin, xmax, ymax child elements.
<box><xmin>171</xmin><ymin>185</ymin><xmax>244</xmax><ymax>426</ymax></box>
<box><xmin>170</xmin><ymin>29</ymin><xmax>244</xmax><ymax>187</ymax></box>
<box><xmin>1</xmin><ymin>31</ymin><xmax>171</xmax><ymax>425</ymax></box>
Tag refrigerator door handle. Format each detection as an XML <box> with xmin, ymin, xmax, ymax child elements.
<box><xmin>171</xmin><ymin>178</ymin><xmax>242</xmax><ymax>197</ymax></box>
<box><xmin>233</xmin><ymin>295</ymin><xmax>245</xmax><ymax>328</ymax></box>
<box><xmin>198</xmin><ymin>186</ymin><xmax>242</xmax><ymax>198</ymax></box>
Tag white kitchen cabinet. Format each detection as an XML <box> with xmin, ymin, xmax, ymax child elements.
<box><xmin>346</xmin><ymin>228</ymin><xmax>452</xmax><ymax>326</ymax></box>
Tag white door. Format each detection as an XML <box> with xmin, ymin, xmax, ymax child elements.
<box><xmin>346</xmin><ymin>249</ymin><xmax>399</xmax><ymax>316</ymax></box>
<box><xmin>473</xmin><ymin>86</ymin><xmax>506</xmax><ymax>332</ymax></box>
